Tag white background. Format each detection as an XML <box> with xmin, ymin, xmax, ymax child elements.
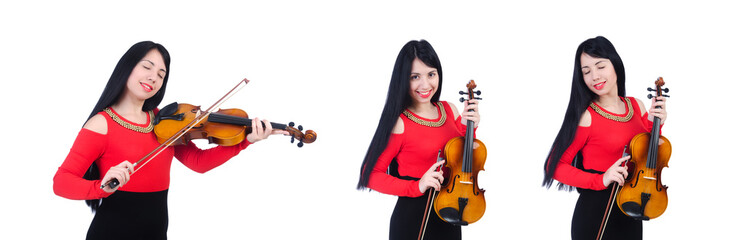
<box><xmin>1</xmin><ymin>1</ymin><xmax>726</xmax><ymax>239</ymax></box>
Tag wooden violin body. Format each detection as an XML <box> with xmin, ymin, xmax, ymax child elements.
<box><xmin>616</xmin><ymin>77</ymin><xmax>671</xmax><ymax>220</ymax></box>
<box><xmin>618</xmin><ymin>132</ymin><xmax>671</xmax><ymax>219</ymax></box>
<box><xmin>434</xmin><ymin>136</ymin><xmax>487</xmax><ymax>225</ymax></box>
<box><xmin>433</xmin><ymin>80</ymin><xmax>486</xmax><ymax>225</ymax></box>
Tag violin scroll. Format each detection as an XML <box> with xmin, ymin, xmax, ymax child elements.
<box><xmin>647</xmin><ymin>77</ymin><xmax>670</xmax><ymax>99</ymax></box>
<box><xmin>459</xmin><ymin>80</ymin><xmax>482</xmax><ymax>103</ymax></box>
<box><xmin>285</xmin><ymin>122</ymin><xmax>317</xmax><ymax>148</ymax></box>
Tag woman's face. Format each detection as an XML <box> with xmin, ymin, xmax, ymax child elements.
<box><xmin>125</xmin><ymin>49</ymin><xmax>166</xmax><ymax>101</ymax></box>
<box><xmin>409</xmin><ymin>57</ymin><xmax>439</xmax><ymax>105</ymax></box>
<box><xmin>580</xmin><ymin>53</ymin><xmax>618</xmax><ymax>97</ymax></box>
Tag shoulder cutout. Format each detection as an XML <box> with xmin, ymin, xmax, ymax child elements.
<box><xmin>578</xmin><ymin>109</ymin><xmax>592</xmax><ymax>127</ymax></box>
<box><xmin>633</xmin><ymin>97</ymin><xmax>648</xmax><ymax>116</ymax></box>
<box><xmin>392</xmin><ymin>117</ymin><xmax>405</xmax><ymax>134</ymax></box>
<box><xmin>446</xmin><ymin>101</ymin><xmax>460</xmax><ymax>120</ymax></box>
<box><xmin>83</xmin><ymin>113</ymin><xmax>108</xmax><ymax>135</ymax></box>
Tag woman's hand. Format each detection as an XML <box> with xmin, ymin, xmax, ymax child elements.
<box><xmin>246</xmin><ymin>118</ymin><xmax>289</xmax><ymax>143</ymax></box>
<box><xmin>648</xmin><ymin>96</ymin><xmax>668</xmax><ymax>124</ymax></box>
<box><xmin>602</xmin><ymin>156</ymin><xmax>630</xmax><ymax>187</ymax></box>
<box><xmin>101</xmin><ymin>161</ymin><xmax>135</xmax><ymax>193</ymax></box>
<box><xmin>461</xmin><ymin>99</ymin><xmax>480</xmax><ymax>128</ymax></box>
<box><xmin>419</xmin><ymin>161</ymin><xmax>445</xmax><ymax>193</ymax></box>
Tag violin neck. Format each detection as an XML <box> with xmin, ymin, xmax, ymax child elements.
<box><xmin>646</xmin><ymin>110</ymin><xmax>662</xmax><ymax>169</ymax></box>
<box><xmin>461</xmin><ymin>115</ymin><xmax>475</xmax><ymax>173</ymax></box>
<box><xmin>208</xmin><ymin>112</ymin><xmax>287</xmax><ymax>130</ymax></box>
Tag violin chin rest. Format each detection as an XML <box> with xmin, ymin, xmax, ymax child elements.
<box><xmin>620</xmin><ymin>202</ymin><xmax>650</xmax><ymax>221</ymax></box>
<box><xmin>438</xmin><ymin>207</ymin><xmax>468</xmax><ymax>226</ymax></box>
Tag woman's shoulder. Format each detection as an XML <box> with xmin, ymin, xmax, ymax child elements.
<box><xmin>626</xmin><ymin>96</ymin><xmax>647</xmax><ymax>115</ymax></box>
<box><xmin>578</xmin><ymin>108</ymin><xmax>592</xmax><ymax>127</ymax></box>
<box><xmin>391</xmin><ymin>116</ymin><xmax>405</xmax><ymax>134</ymax></box>
<box><xmin>83</xmin><ymin>113</ymin><xmax>108</xmax><ymax>135</ymax></box>
<box><xmin>442</xmin><ymin>101</ymin><xmax>459</xmax><ymax>119</ymax></box>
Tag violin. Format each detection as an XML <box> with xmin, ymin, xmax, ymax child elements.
<box><xmin>154</xmin><ymin>102</ymin><xmax>317</xmax><ymax>147</ymax></box>
<box><xmin>433</xmin><ymin>80</ymin><xmax>487</xmax><ymax>225</ymax></box>
<box><xmin>616</xmin><ymin>77</ymin><xmax>671</xmax><ymax>220</ymax></box>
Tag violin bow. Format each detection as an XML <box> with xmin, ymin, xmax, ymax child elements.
<box><xmin>101</xmin><ymin>78</ymin><xmax>250</xmax><ymax>189</ymax></box>
<box><xmin>418</xmin><ymin>150</ymin><xmax>444</xmax><ymax>240</ymax></box>
<box><xmin>596</xmin><ymin>146</ymin><xmax>629</xmax><ymax>240</ymax></box>
<box><xmin>597</xmin><ymin>183</ymin><xmax>620</xmax><ymax>240</ymax></box>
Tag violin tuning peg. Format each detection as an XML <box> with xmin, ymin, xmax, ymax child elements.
<box><xmin>288</xmin><ymin>122</ymin><xmax>295</xmax><ymax>127</ymax></box>
<box><xmin>459</xmin><ymin>91</ymin><xmax>467</xmax><ymax>95</ymax></box>
<box><xmin>647</xmin><ymin>87</ymin><xmax>656</xmax><ymax>92</ymax></box>
<box><xmin>647</xmin><ymin>94</ymin><xmax>654</xmax><ymax>99</ymax></box>
<box><xmin>297</xmin><ymin>141</ymin><xmax>304</xmax><ymax>148</ymax></box>
<box><xmin>475</xmin><ymin>90</ymin><xmax>481</xmax><ymax>95</ymax></box>
<box><xmin>298</xmin><ymin>125</ymin><xmax>303</xmax><ymax>131</ymax></box>
<box><xmin>663</xmin><ymin>94</ymin><xmax>670</xmax><ymax>98</ymax></box>
<box><xmin>474</xmin><ymin>97</ymin><xmax>482</xmax><ymax>100</ymax></box>
<box><xmin>663</xmin><ymin>88</ymin><xmax>669</xmax><ymax>93</ymax></box>
<box><xmin>459</xmin><ymin>97</ymin><xmax>466</xmax><ymax>103</ymax></box>
<box><xmin>290</xmin><ymin>135</ymin><xmax>295</xmax><ymax>143</ymax></box>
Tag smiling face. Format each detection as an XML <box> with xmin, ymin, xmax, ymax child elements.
<box><xmin>409</xmin><ymin>57</ymin><xmax>439</xmax><ymax>105</ymax></box>
<box><xmin>580</xmin><ymin>53</ymin><xmax>618</xmax><ymax>97</ymax></box>
<box><xmin>125</xmin><ymin>49</ymin><xmax>167</xmax><ymax>101</ymax></box>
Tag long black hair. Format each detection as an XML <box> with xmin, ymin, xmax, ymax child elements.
<box><xmin>357</xmin><ymin>40</ymin><xmax>443</xmax><ymax>190</ymax></box>
<box><xmin>542</xmin><ymin>36</ymin><xmax>626</xmax><ymax>190</ymax></box>
<box><xmin>82</xmin><ymin>41</ymin><xmax>171</xmax><ymax>211</ymax></box>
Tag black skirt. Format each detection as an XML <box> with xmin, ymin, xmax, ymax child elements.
<box><xmin>388</xmin><ymin>174</ymin><xmax>461</xmax><ymax>240</ymax></box>
<box><xmin>86</xmin><ymin>190</ymin><xmax>169</xmax><ymax>240</ymax></box>
<box><xmin>572</xmin><ymin>187</ymin><xmax>642</xmax><ymax>240</ymax></box>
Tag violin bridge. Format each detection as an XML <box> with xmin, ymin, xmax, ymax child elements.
<box><xmin>642</xmin><ymin>176</ymin><xmax>657</xmax><ymax>181</ymax></box>
<box><xmin>459</xmin><ymin>181</ymin><xmax>473</xmax><ymax>184</ymax></box>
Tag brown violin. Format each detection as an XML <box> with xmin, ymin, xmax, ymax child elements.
<box><xmin>154</xmin><ymin>102</ymin><xmax>317</xmax><ymax>147</ymax></box>
<box><xmin>617</xmin><ymin>77</ymin><xmax>671</xmax><ymax>220</ymax></box>
<box><xmin>433</xmin><ymin>80</ymin><xmax>487</xmax><ymax>225</ymax></box>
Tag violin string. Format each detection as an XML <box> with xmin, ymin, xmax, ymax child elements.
<box><xmin>132</xmin><ymin>79</ymin><xmax>250</xmax><ymax>174</ymax></box>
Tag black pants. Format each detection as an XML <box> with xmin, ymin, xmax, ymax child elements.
<box><xmin>572</xmin><ymin>187</ymin><xmax>642</xmax><ymax>240</ymax></box>
<box><xmin>86</xmin><ymin>190</ymin><xmax>169</xmax><ymax>240</ymax></box>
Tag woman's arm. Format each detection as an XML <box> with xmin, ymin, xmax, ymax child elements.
<box><xmin>53</xmin><ymin>127</ymin><xmax>113</xmax><ymax>200</ymax></box>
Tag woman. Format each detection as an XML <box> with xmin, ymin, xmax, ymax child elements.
<box><xmin>53</xmin><ymin>41</ymin><xmax>283</xmax><ymax>239</ymax></box>
<box><xmin>357</xmin><ymin>40</ymin><xmax>480</xmax><ymax>240</ymax></box>
<box><xmin>542</xmin><ymin>36</ymin><xmax>668</xmax><ymax>239</ymax></box>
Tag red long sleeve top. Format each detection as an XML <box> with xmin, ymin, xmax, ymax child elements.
<box><xmin>368</xmin><ymin>101</ymin><xmax>469</xmax><ymax>197</ymax></box>
<box><xmin>53</xmin><ymin>108</ymin><xmax>251</xmax><ymax>200</ymax></box>
<box><xmin>553</xmin><ymin>97</ymin><xmax>661</xmax><ymax>190</ymax></box>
